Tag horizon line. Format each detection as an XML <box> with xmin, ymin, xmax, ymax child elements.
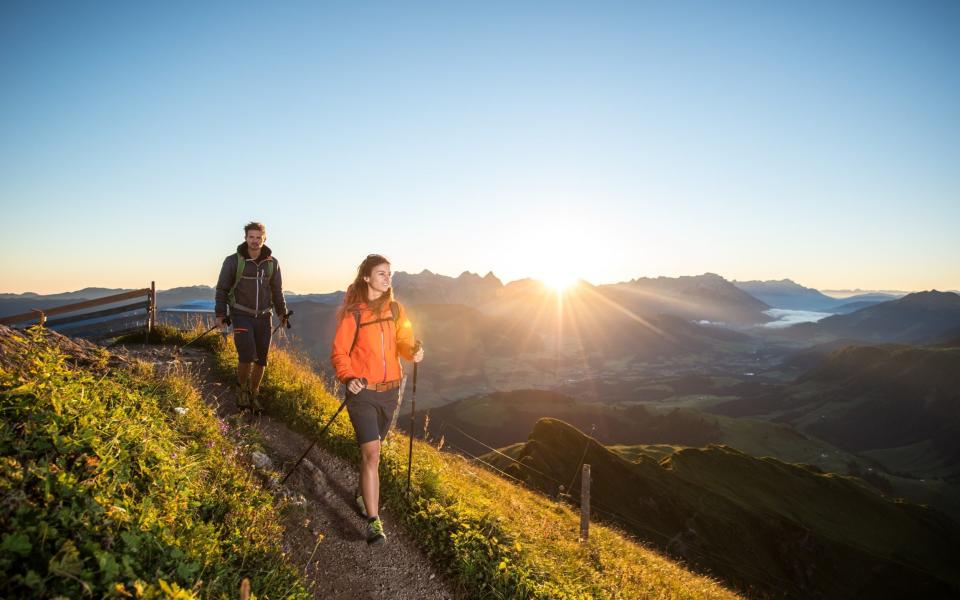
<box><xmin>2</xmin><ymin>270</ymin><xmax>954</xmax><ymax>298</ymax></box>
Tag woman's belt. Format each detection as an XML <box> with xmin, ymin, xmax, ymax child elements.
<box><xmin>366</xmin><ymin>380</ymin><xmax>401</xmax><ymax>392</ymax></box>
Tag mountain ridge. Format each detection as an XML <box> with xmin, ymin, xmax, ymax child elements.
<box><xmin>487</xmin><ymin>417</ymin><xmax>960</xmax><ymax>599</ymax></box>
<box><xmin>733</xmin><ymin>279</ymin><xmax>899</xmax><ymax>313</ymax></box>
<box><xmin>800</xmin><ymin>290</ymin><xmax>960</xmax><ymax>344</ymax></box>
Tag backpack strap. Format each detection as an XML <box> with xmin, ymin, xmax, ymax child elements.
<box><xmin>227</xmin><ymin>253</ymin><xmax>276</xmax><ymax>311</ymax></box>
<box><xmin>227</xmin><ymin>252</ymin><xmax>245</xmax><ymax>309</ymax></box>
<box><xmin>350</xmin><ymin>309</ymin><xmax>362</xmax><ymax>356</ymax></box>
<box><xmin>348</xmin><ymin>302</ymin><xmax>401</xmax><ymax>356</ymax></box>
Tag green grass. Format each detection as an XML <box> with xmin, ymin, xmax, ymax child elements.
<box><xmin>495</xmin><ymin>421</ymin><xmax>960</xmax><ymax>597</ymax></box>
<box><xmin>608</xmin><ymin>444</ymin><xmax>685</xmax><ymax>462</ymax></box>
<box><xmin>120</xmin><ymin>324</ymin><xmax>225</xmax><ymax>353</ymax></box>
<box><xmin>714</xmin><ymin>414</ymin><xmax>862</xmax><ymax>474</ymax></box>
<box><xmin>602</xmin><ymin>403</ymin><xmax>870</xmax><ymax>477</ymax></box>
<box><xmin>0</xmin><ymin>328</ymin><xmax>308</xmax><ymax>599</ymax></box>
<box><xmin>131</xmin><ymin>325</ymin><xmax>739</xmax><ymax>599</ymax></box>
<box><xmin>883</xmin><ymin>475</ymin><xmax>960</xmax><ymax>519</ymax></box>
<box><xmin>861</xmin><ymin>440</ymin><xmax>954</xmax><ymax>478</ymax></box>
<box><xmin>638</xmin><ymin>395</ymin><xmax>736</xmax><ymax>411</ymax></box>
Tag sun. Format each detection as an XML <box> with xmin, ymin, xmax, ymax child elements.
<box><xmin>540</xmin><ymin>272</ymin><xmax>578</xmax><ymax>293</ymax></box>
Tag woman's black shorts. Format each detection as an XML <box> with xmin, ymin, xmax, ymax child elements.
<box><xmin>346</xmin><ymin>387</ymin><xmax>402</xmax><ymax>445</ymax></box>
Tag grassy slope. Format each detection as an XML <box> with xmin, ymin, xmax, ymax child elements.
<box><xmin>431</xmin><ymin>386</ymin><xmax>880</xmax><ymax>486</ymax></box>
<box><xmin>424</xmin><ymin>390</ymin><xmax>722</xmax><ymax>459</ymax></box>
<box><xmin>715</xmin><ymin>344</ymin><xmax>960</xmax><ymax>472</ymax></box>
<box><xmin>709</xmin><ymin>343</ymin><xmax>960</xmax><ymax>517</ymax></box>
<box><xmin>714</xmin><ymin>415</ymin><xmax>861</xmax><ymax>473</ymax></box>
<box><xmin>631</xmin><ymin>436</ymin><xmax>960</xmax><ymax>525</ymax></box>
<box><xmin>134</xmin><ymin>326</ymin><xmax>739</xmax><ymax>599</ymax></box>
<box><xmin>0</xmin><ymin>328</ymin><xmax>308</xmax><ymax>599</ymax></box>
<box><xmin>862</xmin><ymin>440</ymin><xmax>955</xmax><ymax>478</ymax></box>
<box><xmin>490</xmin><ymin>418</ymin><xmax>960</xmax><ymax>599</ymax></box>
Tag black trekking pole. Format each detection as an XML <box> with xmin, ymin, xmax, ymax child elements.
<box><xmin>180</xmin><ymin>317</ymin><xmax>229</xmax><ymax>351</ymax></box>
<box><xmin>272</xmin><ymin>310</ymin><xmax>294</xmax><ymax>336</ymax></box>
<box><xmin>281</xmin><ymin>377</ymin><xmax>365</xmax><ymax>485</ymax></box>
<box><xmin>405</xmin><ymin>341</ymin><xmax>423</xmax><ymax>497</ymax></box>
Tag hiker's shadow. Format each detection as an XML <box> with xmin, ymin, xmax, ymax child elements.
<box><xmin>287</xmin><ymin>450</ymin><xmax>366</xmax><ymax>542</ymax></box>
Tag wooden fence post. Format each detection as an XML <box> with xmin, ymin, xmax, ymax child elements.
<box><xmin>147</xmin><ymin>281</ymin><xmax>157</xmax><ymax>338</ymax></box>
<box><xmin>579</xmin><ymin>464</ymin><xmax>590</xmax><ymax>543</ymax></box>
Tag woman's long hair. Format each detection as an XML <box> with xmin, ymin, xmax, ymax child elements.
<box><xmin>337</xmin><ymin>254</ymin><xmax>395</xmax><ymax>321</ymax></box>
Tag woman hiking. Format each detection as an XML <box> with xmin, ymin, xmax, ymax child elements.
<box><xmin>331</xmin><ymin>254</ymin><xmax>423</xmax><ymax>545</ymax></box>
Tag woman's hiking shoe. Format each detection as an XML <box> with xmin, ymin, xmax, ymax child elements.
<box><xmin>366</xmin><ymin>517</ymin><xmax>386</xmax><ymax>545</ymax></box>
<box><xmin>356</xmin><ymin>494</ymin><xmax>368</xmax><ymax>518</ymax></box>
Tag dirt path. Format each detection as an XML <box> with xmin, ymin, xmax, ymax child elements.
<box><xmin>118</xmin><ymin>344</ymin><xmax>460</xmax><ymax>600</ymax></box>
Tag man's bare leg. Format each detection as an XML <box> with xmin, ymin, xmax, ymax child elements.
<box><xmin>250</xmin><ymin>364</ymin><xmax>266</xmax><ymax>395</ymax></box>
<box><xmin>237</xmin><ymin>362</ymin><xmax>252</xmax><ymax>387</ymax></box>
<box><xmin>236</xmin><ymin>362</ymin><xmax>252</xmax><ymax>407</ymax></box>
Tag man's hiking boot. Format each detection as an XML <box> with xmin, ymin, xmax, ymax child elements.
<box><xmin>356</xmin><ymin>493</ymin><xmax>368</xmax><ymax>518</ymax></box>
<box><xmin>235</xmin><ymin>383</ymin><xmax>251</xmax><ymax>410</ymax></box>
<box><xmin>366</xmin><ymin>516</ymin><xmax>386</xmax><ymax>546</ymax></box>
<box><xmin>250</xmin><ymin>389</ymin><xmax>264</xmax><ymax>414</ymax></box>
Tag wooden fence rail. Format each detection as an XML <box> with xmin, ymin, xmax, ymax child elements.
<box><xmin>0</xmin><ymin>282</ymin><xmax>157</xmax><ymax>341</ymax></box>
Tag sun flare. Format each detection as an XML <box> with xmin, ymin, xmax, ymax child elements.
<box><xmin>541</xmin><ymin>273</ymin><xmax>578</xmax><ymax>293</ymax></box>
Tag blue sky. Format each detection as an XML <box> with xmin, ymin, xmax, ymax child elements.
<box><xmin>2</xmin><ymin>1</ymin><xmax>958</xmax><ymax>293</ymax></box>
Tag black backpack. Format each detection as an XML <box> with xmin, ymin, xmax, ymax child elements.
<box><xmin>349</xmin><ymin>301</ymin><xmax>400</xmax><ymax>355</ymax></box>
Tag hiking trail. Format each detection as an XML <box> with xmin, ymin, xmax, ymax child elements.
<box><xmin>117</xmin><ymin>343</ymin><xmax>460</xmax><ymax>600</ymax></box>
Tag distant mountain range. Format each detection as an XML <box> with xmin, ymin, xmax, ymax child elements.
<box><xmin>614</xmin><ymin>273</ymin><xmax>773</xmax><ymax>324</ymax></box>
<box><xmin>0</xmin><ymin>274</ymin><xmax>923</xmax><ymax>324</ymax></box>
<box><xmin>384</xmin><ymin>273</ymin><xmax>771</xmax><ymax>404</ymax></box>
<box><xmin>392</xmin><ymin>270</ymin><xmax>503</xmax><ymax>306</ymax></box>
<box><xmin>7</xmin><ymin>276</ymin><xmax>960</xmax><ymax>408</ymax></box>
<box><xmin>486</xmin><ymin>418</ymin><xmax>960</xmax><ymax>599</ymax></box>
<box><xmin>733</xmin><ymin>279</ymin><xmax>899</xmax><ymax>313</ymax></box>
<box><xmin>389</xmin><ymin>270</ymin><xmax>773</xmax><ymax>325</ymax></box>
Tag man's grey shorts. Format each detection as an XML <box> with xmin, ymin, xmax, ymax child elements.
<box><xmin>231</xmin><ymin>313</ymin><xmax>272</xmax><ymax>366</ymax></box>
<box><xmin>346</xmin><ymin>388</ymin><xmax>402</xmax><ymax>445</ymax></box>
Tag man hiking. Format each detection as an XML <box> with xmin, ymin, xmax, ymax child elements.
<box><xmin>215</xmin><ymin>221</ymin><xmax>290</xmax><ymax>411</ymax></box>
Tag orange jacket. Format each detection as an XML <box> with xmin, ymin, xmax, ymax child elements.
<box><xmin>331</xmin><ymin>301</ymin><xmax>415</xmax><ymax>384</ymax></box>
